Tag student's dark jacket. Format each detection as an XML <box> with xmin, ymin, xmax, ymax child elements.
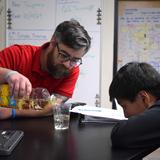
<box><xmin>111</xmin><ymin>100</ymin><xmax>160</xmax><ymax>149</ymax></box>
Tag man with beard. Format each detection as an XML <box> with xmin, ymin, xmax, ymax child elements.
<box><xmin>0</xmin><ymin>19</ymin><xmax>91</xmax><ymax>120</ymax></box>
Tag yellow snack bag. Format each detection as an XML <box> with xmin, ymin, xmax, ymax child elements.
<box><xmin>0</xmin><ymin>84</ymin><xmax>56</xmax><ymax>110</ymax></box>
<box><xmin>0</xmin><ymin>84</ymin><xmax>9</xmax><ymax>96</ymax></box>
<box><xmin>0</xmin><ymin>84</ymin><xmax>16</xmax><ymax>108</ymax></box>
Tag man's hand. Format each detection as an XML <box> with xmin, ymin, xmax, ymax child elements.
<box><xmin>6</xmin><ymin>71</ymin><xmax>32</xmax><ymax>97</ymax></box>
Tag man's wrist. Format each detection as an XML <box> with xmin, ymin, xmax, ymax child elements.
<box><xmin>11</xmin><ymin>108</ymin><xmax>16</xmax><ymax>119</ymax></box>
<box><xmin>4</xmin><ymin>70</ymin><xmax>18</xmax><ymax>81</ymax></box>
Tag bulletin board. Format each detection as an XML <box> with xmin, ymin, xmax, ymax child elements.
<box><xmin>115</xmin><ymin>0</ymin><xmax>160</xmax><ymax>73</ymax></box>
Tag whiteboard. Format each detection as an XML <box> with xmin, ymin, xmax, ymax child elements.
<box><xmin>56</xmin><ymin>0</ymin><xmax>100</xmax><ymax>31</ymax></box>
<box><xmin>6</xmin><ymin>0</ymin><xmax>56</xmax><ymax>46</ymax></box>
<box><xmin>71</xmin><ymin>31</ymin><xmax>100</xmax><ymax>105</ymax></box>
<box><xmin>5</xmin><ymin>0</ymin><xmax>102</xmax><ymax>106</ymax></box>
<box><xmin>56</xmin><ymin>0</ymin><xmax>101</xmax><ymax>105</ymax></box>
<box><xmin>118</xmin><ymin>1</ymin><xmax>160</xmax><ymax>72</ymax></box>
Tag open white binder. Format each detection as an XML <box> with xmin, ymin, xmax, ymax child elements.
<box><xmin>143</xmin><ymin>147</ymin><xmax>160</xmax><ymax>160</ymax></box>
<box><xmin>70</xmin><ymin>105</ymin><xmax>127</xmax><ymax>123</ymax></box>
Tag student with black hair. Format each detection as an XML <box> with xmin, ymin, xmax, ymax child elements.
<box><xmin>109</xmin><ymin>62</ymin><xmax>160</xmax><ymax>148</ymax></box>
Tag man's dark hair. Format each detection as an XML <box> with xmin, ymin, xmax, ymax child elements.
<box><xmin>109</xmin><ymin>62</ymin><xmax>160</xmax><ymax>102</ymax></box>
<box><xmin>53</xmin><ymin>19</ymin><xmax>91</xmax><ymax>53</ymax></box>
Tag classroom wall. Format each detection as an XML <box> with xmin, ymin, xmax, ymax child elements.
<box><xmin>0</xmin><ymin>0</ymin><xmax>115</xmax><ymax>108</ymax></box>
<box><xmin>101</xmin><ymin>0</ymin><xmax>114</xmax><ymax>108</ymax></box>
<box><xmin>0</xmin><ymin>0</ymin><xmax>6</xmax><ymax>49</ymax></box>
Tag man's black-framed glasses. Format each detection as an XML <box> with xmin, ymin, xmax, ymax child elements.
<box><xmin>56</xmin><ymin>43</ymin><xmax>82</xmax><ymax>67</ymax></box>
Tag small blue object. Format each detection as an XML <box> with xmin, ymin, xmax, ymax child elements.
<box><xmin>9</xmin><ymin>96</ymin><xmax>16</xmax><ymax>106</ymax></box>
<box><xmin>11</xmin><ymin>108</ymin><xmax>16</xmax><ymax>119</ymax></box>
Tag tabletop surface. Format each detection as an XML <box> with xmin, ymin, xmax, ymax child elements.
<box><xmin>0</xmin><ymin>113</ymin><xmax>155</xmax><ymax>160</ymax></box>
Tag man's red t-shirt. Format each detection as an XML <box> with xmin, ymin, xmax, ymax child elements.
<box><xmin>0</xmin><ymin>43</ymin><xmax>80</xmax><ymax>98</ymax></box>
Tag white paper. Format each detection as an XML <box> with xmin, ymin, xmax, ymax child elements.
<box><xmin>143</xmin><ymin>147</ymin><xmax>160</xmax><ymax>160</ymax></box>
<box><xmin>70</xmin><ymin>105</ymin><xmax>127</xmax><ymax>120</ymax></box>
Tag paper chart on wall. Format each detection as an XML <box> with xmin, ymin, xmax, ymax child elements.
<box><xmin>118</xmin><ymin>7</ymin><xmax>160</xmax><ymax>72</ymax></box>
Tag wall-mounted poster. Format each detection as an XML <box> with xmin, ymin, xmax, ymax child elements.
<box><xmin>115</xmin><ymin>0</ymin><xmax>160</xmax><ymax>73</ymax></box>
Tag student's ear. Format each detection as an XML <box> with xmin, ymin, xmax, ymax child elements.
<box><xmin>138</xmin><ymin>90</ymin><xmax>151</xmax><ymax>108</ymax></box>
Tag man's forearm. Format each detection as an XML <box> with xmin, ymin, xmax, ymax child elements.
<box><xmin>54</xmin><ymin>93</ymin><xmax>69</xmax><ymax>103</ymax></box>
<box><xmin>16</xmin><ymin>105</ymin><xmax>53</xmax><ymax>117</ymax></box>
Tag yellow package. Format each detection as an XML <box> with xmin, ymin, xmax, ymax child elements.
<box><xmin>0</xmin><ymin>84</ymin><xmax>56</xmax><ymax>110</ymax></box>
<box><xmin>0</xmin><ymin>84</ymin><xmax>16</xmax><ymax>108</ymax></box>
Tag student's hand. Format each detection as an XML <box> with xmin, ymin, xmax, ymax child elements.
<box><xmin>0</xmin><ymin>108</ymin><xmax>12</xmax><ymax>120</ymax></box>
<box><xmin>6</xmin><ymin>71</ymin><xmax>32</xmax><ymax>97</ymax></box>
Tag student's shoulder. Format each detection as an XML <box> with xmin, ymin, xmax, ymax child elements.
<box><xmin>128</xmin><ymin>103</ymin><xmax>160</xmax><ymax>124</ymax></box>
<box><xmin>148</xmin><ymin>100</ymin><xmax>160</xmax><ymax>112</ymax></box>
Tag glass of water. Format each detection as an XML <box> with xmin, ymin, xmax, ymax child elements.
<box><xmin>53</xmin><ymin>103</ymin><xmax>71</xmax><ymax>130</ymax></box>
